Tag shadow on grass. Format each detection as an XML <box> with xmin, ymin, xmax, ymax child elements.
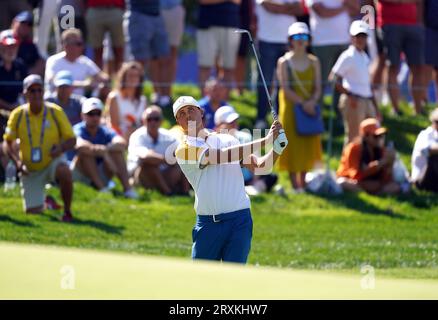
<box><xmin>47</xmin><ymin>215</ymin><xmax>125</xmax><ymax>235</ymax></box>
<box><xmin>0</xmin><ymin>214</ymin><xmax>36</xmax><ymax>227</ymax></box>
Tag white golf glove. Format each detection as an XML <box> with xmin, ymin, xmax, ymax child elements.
<box><xmin>273</xmin><ymin>129</ymin><xmax>288</xmax><ymax>155</ymax></box>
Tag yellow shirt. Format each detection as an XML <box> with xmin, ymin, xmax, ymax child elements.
<box><xmin>3</xmin><ymin>102</ymin><xmax>75</xmax><ymax>172</ymax></box>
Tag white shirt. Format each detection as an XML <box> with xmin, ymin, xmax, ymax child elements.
<box><xmin>114</xmin><ymin>92</ymin><xmax>147</xmax><ymax>136</ymax></box>
<box><xmin>45</xmin><ymin>52</ymin><xmax>101</xmax><ymax>96</ymax></box>
<box><xmin>256</xmin><ymin>0</ymin><xmax>298</xmax><ymax>44</ymax></box>
<box><xmin>411</xmin><ymin>126</ymin><xmax>438</xmax><ymax>182</ymax></box>
<box><xmin>305</xmin><ymin>0</ymin><xmax>350</xmax><ymax>46</ymax></box>
<box><xmin>331</xmin><ymin>45</ymin><xmax>372</xmax><ymax>98</ymax></box>
<box><xmin>176</xmin><ymin>133</ymin><xmax>250</xmax><ymax>216</ymax></box>
<box><xmin>127</xmin><ymin>127</ymin><xmax>178</xmax><ymax>173</ymax></box>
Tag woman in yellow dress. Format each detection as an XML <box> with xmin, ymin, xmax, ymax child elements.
<box><xmin>276</xmin><ymin>22</ymin><xmax>323</xmax><ymax>192</ymax></box>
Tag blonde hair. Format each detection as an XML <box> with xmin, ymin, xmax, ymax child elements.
<box><xmin>61</xmin><ymin>28</ymin><xmax>82</xmax><ymax>43</ymax></box>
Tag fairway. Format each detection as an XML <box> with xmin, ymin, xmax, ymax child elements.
<box><xmin>1</xmin><ymin>242</ymin><xmax>438</xmax><ymax>299</ymax></box>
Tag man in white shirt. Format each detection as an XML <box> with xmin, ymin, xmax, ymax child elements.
<box><xmin>254</xmin><ymin>0</ymin><xmax>302</xmax><ymax>129</ymax></box>
<box><xmin>411</xmin><ymin>109</ymin><xmax>438</xmax><ymax>193</ymax></box>
<box><xmin>128</xmin><ymin>106</ymin><xmax>189</xmax><ymax>195</ymax></box>
<box><xmin>45</xmin><ymin>28</ymin><xmax>109</xmax><ymax>97</ymax></box>
<box><xmin>330</xmin><ymin>20</ymin><xmax>379</xmax><ymax>143</ymax></box>
<box><xmin>173</xmin><ymin>96</ymin><xmax>288</xmax><ymax>263</ymax></box>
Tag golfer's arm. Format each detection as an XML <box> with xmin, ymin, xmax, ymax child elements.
<box><xmin>250</xmin><ymin>149</ymin><xmax>280</xmax><ymax>175</ymax></box>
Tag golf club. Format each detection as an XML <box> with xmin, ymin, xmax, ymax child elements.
<box><xmin>235</xmin><ymin>28</ymin><xmax>286</xmax><ymax>147</ymax></box>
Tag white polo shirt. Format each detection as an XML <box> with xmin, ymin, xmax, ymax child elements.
<box><xmin>175</xmin><ymin>133</ymin><xmax>250</xmax><ymax>216</ymax></box>
<box><xmin>331</xmin><ymin>45</ymin><xmax>373</xmax><ymax>98</ymax></box>
<box><xmin>127</xmin><ymin>127</ymin><xmax>178</xmax><ymax>173</ymax></box>
<box><xmin>306</xmin><ymin>0</ymin><xmax>350</xmax><ymax>46</ymax></box>
<box><xmin>411</xmin><ymin>126</ymin><xmax>438</xmax><ymax>182</ymax></box>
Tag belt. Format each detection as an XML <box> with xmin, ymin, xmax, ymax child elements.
<box><xmin>197</xmin><ymin>208</ymin><xmax>250</xmax><ymax>223</ymax></box>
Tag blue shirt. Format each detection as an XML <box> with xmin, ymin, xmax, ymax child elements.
<box><xmin>127</xmin><ymin>0</ymin><xmax>160</xmax><ymax>15</ymax></box>
<box><xmin>46</xmin><ymin>93</ymin><xmax>85</xmax><ymax>126</ymax></box>
<box><xmin>0</xmin><ymin>58</ymin><xmax>27</xmax><ymax>105</ymax></box>
<box><xmin>198</xmin><ymin>2</ymin><xmax>240</xmax><ymax>29</ymax></box>
<box><xmin>198</xmin><ymin>96</ymin><xmax>228</xmax><ymax>130</ymax></box>
<box><xmin>160</xmin><ymin>0</ymin><xmax>181</xmax><ymax>10</ymax></box>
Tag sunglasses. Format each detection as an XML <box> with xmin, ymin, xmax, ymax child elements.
<box><xmin>290</xmin><ymin>34</ymin><xmax>310</xmax><ymax>41</ymax></box>
<box><xmin>147</xmin><ymin>117</ymin><xmax>161</xmax><ymax>122</ymax></box>
<box><xmin>86</xmin><ymin>111</ymin><xmax>102</xmax><ymax>117</ymax></box>
<box><xmin>28</xmin><ymin>88</ymin><xmax>43</xmax><ymax>94</ymax></box>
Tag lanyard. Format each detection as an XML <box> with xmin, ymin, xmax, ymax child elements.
<box><xmin>25</xmin><ymin>104</ymin><xmax>47</xmax><ymax>148</ymax></box>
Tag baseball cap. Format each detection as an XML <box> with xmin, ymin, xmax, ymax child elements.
<box><xmin>14</xmin><ymin>11</ymin><xmax>33</xmax><ymax>24</ymax></box>
<box><xmin>214</xmin><ymin>105</ymin><xmax>239</xmax><ymax>126</ymax></box>
<box><xmin>288</xmin><ymin>22</ymin><xmax>310</xmax><ymax>37</ymax></box>
<box><xmin>82</xmin><ymin>97</ymin><xmax>103</xmax><ymax>114</ymax></box>
<box><xmin>23</xmin><ymin>74</ymin><xmax>43</xmax><ymax>92</ymax></box>
<box><xmin>172</xmin><ymin>96</ymin><xmax>201</xmax><ymax>118</ymax></box>
<box><xmin>350</xmin><ymin>20</ymin><xmax>369</xmax><ymax>37</ymax></box>
<box><xmin>360</xmin><ymin>118</ymin><xmax>387</xmax><ymax>136</ymax></box>
<box><xmin>0</xmin><ymin>30</ymin><xmax>17</xmax><ymax>46</ymax></box>
<box><xmin>430</xmin><ymin>108</ymin><xmax>438</xmax><ymax>122</ymax></box>
<box><xmin>54</xmin><ymin>70</ymin><xmax>73</xmax><ymax>87</ymax></box>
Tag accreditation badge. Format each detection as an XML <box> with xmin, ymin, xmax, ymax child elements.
<box><xmin>31</xmin><ymin>147</ymin><xmax>42</xmax><ymax>163</ymax></box>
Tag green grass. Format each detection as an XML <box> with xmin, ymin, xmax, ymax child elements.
<box><xmin>1</xmin><ymin>85</ymin><xmax>438</xmax><ymax>280</ymax></box>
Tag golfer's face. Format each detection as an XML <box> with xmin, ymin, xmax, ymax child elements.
<box><xmin>176</xmin><ymin>105</ymin><xmax>203</xmax><ymax>132</ymax></box>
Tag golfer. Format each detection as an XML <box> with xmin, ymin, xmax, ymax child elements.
<box><xmin>173</xmin><ymin>96</ymin><xmax>288</xmax><ymax>263</ymax></box>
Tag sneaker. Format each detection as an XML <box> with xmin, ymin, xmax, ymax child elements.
<box><xmin>45</xmin><ymin>195</ymin><xmax>62</xmax><ymax>210</ymax></box>
<box><xmin>124</xmin><ymin>188</ymin><xmax>139</xmax><ymax>199</ymax></box>
<box><xmin>60</xmin><ymin>212</ymin><xmax>73</xmax><ymax>222</ymax></box>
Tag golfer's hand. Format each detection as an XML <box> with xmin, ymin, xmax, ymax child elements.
<box><xmin>268</xmin><ymin>120</ymin><xmax>282</xmax><ymax>140</ymax></box>
<box><xmin>273</xmin><ymin>130</ymin><xmax>288</xmax><ymax>155</ymax></box>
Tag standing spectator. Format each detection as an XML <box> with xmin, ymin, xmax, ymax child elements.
<box><xmin>377</xmin><ymin>0</ymin><xmax>425</xmax><ymax>115</ymax></box>
<box><xmin>330</xmin><ymin>20</ymin><xmax>379</xmax><ymax>143</ymax></box>
<box><xmin>105</xmin><ymin>61</ymin><xmax>147</xmax><ymax>141</ymax></box>
<box><xmin>160</xmin><ymin>0</ymin><xmax>185</xmax><ymax>100</ymax></box>
<box><xmin>305</xmin><ymin>0</ymin><xmax>358</xmax><ymax>105</ymax></box>
<box><xmin>198</xmin><ymin>78</ymin><xmax>228</xmax><ymax>130</ymax></box>
<box><xmin>254</xmin><ymin>0</ymin><xmax>303</xmax><ymax>129</ymax></box>
<box><xmin>46</xmin><ymin>70</ymin><xmax>85</xmax><ymax>127</ymax></box>
<box><xmin>85</xmin><ymin>0</ymin><xmax>125</xmax><ymax>73</ymax></box>
<box><xmin>411</xmin><ymin>108</ymin><xmax>438</xmax><ymax>193</ymax></box>
<box><xmin>128</xmin><ymin>106</ymin><xmax>188</xmax><ymax>195</ymax></box>
<box><xmin>71</xmin><ymin>98</ymin><xmax>138</xmax><ymax>198</ymax></box>
<box><xmin>2</xmin><ymin>75</ymin><xmax>76</xmax><ymax>222</ymax></box>
<box><xmin>45</xmin><ymin>28</ymin><xmax>109</xmax><ymax>96</ymax></box>
<box><xmin>124</xmin><ymin>0</ymin><xmax>171</xmax><ymax>108</ymax></box>
<box><xmin>0</xmin><ymin>0</ymin><xmax>32</xmax><ymax>31</ymax></box>
<box><xmin>9</xmin><ymin>11</ymin><xmax>46</xmax><ymax>76</ymax></box>
<box><xmin>197</xmin><ymin>0</ymin><xmax>241</xmax><ymax>96</ymax></box>
<box><xmin>276</xmin><ymin>22</ymin><xmax>322</xmax><ymax>192</ymax></box>
<box><xmin>337</xmin><ymin>118</ymin><xmax>400</xmax><ymax>195</ymax></box>
<box><xmin>423</xmin><ymin>0</ymin><xmax>438</xmax><ymax>102</ymax></box>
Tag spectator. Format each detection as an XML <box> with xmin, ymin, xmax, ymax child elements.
<box><xmin>10</xmin><ymin>11</ymin><xmax>46</xmax><ymax>76</ymax></box>
<box><xmin>337</xmin><ymin>118</ymin><xmax>400</xmax><ymax>195</ymax></box>
<box><xmin>160</xmin><ymin>0</ymin><xmax>185</xmax><ymax>99</ymax></box>
<box><xmin>254</xmin><ymin>0</ymin><xmax>303</xmax><ymax>129</ymax></box>
<box><xmin>198</xmin><ymin>78</ymin><xmax>228</xmax><ymax>130</ymax></box>
<box><xmin>276</xmin><ymin>22</ymin><xmax>323</xmax><ymax>192</ymax></box>
<box><xmin>105</xmin><ymin>61</ymin><xmax>146</xmax><ymax>141</ymax></box>
<box><xmin>305</xmin><ymin>0</ymin><xmax>358</xmax><ymax>105</ymax></box>
<box><xmin>124</xmin><ymin>0</ymin><xmax>171</xmax><ymax>108</ymax></box>
<box><xmin>0</xmin><ymin>0</ymin><xmax>32</xmax><ymax>31</ymax></box>
<box><xmin>128</xmin><ymin>106</ymin><xmax>189</xmax><ymax>195</ymax></box>
<box><xmin>46</xmin><ymin>70</ymin><xmax>85</xmax><ymax>127</ymax></box>
<box><xmin>197</xmin><ymin>0</ymin><xmax>241</xmax><ymax>96</ymax></box>
<box><xmin>411</xmin><ymin>108</ymin><xmax>438</xmax><ymax>193</ymax></box>
<box><xmin>45</xmin><ymin>28</ymin><xmax>109</xmax><ymax>97</ymax></box>
<box><xmin>423</xmin><ymin>0</ymin><xmax>438</xmax><ymax>100</ymax></box>
<box><xmin>377</xmin><ymin>0</ymin><xmax>425</xmax><ymax>115</ymax></box>
<box><xmin>2</xmin><ymin>75</ymin><xmax>76</xmax><ymax>222</ymax></box>
<box><xmin>85</xmin><ymin>0</ymin><xmax>125</xmax><ymax>73</ymax></box>
<box><xmin>71</xmin><ymin>98</ymin><xmax>138</xmax><ymax>199</ymax></box>
<box><xmin>330</xmin><ymin>20</ymin><xmax>379</xmax><ymax>144</ymax></box>
<box><xmin>214</xmin><ymin>105</ymin><xmax>278</xmax><ymax>196</ymax></box>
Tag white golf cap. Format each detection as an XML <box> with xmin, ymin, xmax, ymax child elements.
<box><xmin>23</xmin><ymin>74</ymin><xmax>43</xmax><ymax>92</ymax></box>
<box><xmin>350</xmin><ymin>20</ymin><xmax>369</xmax><ymax>36</ymax></box>
<box><xmin>82</xmin><ymin>97</ymin><xmax>103</xmax><ymax>114</ymax></box>
<box><xmin>288</xmin><ymin>22</ymin><xmax>310</xmax><ymax>37</ymax></box>
<box><xmin>173</xmin><ymin>96</ymin><xmax>201</xmax><ymax>118</ymax></box>
<box><xmin>214</xmin><ymin>105</ymin><xmax>239</xmax><ymax>126</ymax></box>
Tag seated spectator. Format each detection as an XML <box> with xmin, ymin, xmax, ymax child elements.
<box><xmin>337</xmin><ymin>118</ymin><xmax>400</xmax><ymax>195</ymax></box>
<box><xmin>411</xmin><ymin>109</ymin><xmax>438</xmax><ymax>193</ymax></box>
<box><xmin>198</xmin><ymin>78</ymin><xmax>228</xmax><ymax>130</ymax></box>
<box><xmin>330</xmin><ymin>20</ymin><xmax>380</xmax><ymax>144</ymax></box>
<box><xmin>10</xmin><ymin>11</ymin><xmax>45</xmax><ymax>76</ymax></box>
<box><xmin>71</xmin><ymin>98</ymin><xmax>138</xmax><ymax>199</ymax></box>
<box><xmin>105</xmin><ymin>61</ymin><xmax>146</xmax><ymax>141</ymax></box>
<box><xmin>45</xmin><ymin>28</ymin><xmax>109</xmax><ymax>97</ymax></box>
<box><xmin>46</xmin><ymin>70</ymin><xmax>86</xmax><ymax>126</ymax></box>
<box><xmin>128</xmin><ymin>106</ymin><xmax>189</xmax><ymax>195</ymax></box>
<box><xmin>2</xmin><ymin>75</ymin><xmax>76</xmax><ymax>222</ymax></box>
<box><xmin>214</xmin><ymin>105</ymin><xmax>278</xmax><ymax>196</ymax></box>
